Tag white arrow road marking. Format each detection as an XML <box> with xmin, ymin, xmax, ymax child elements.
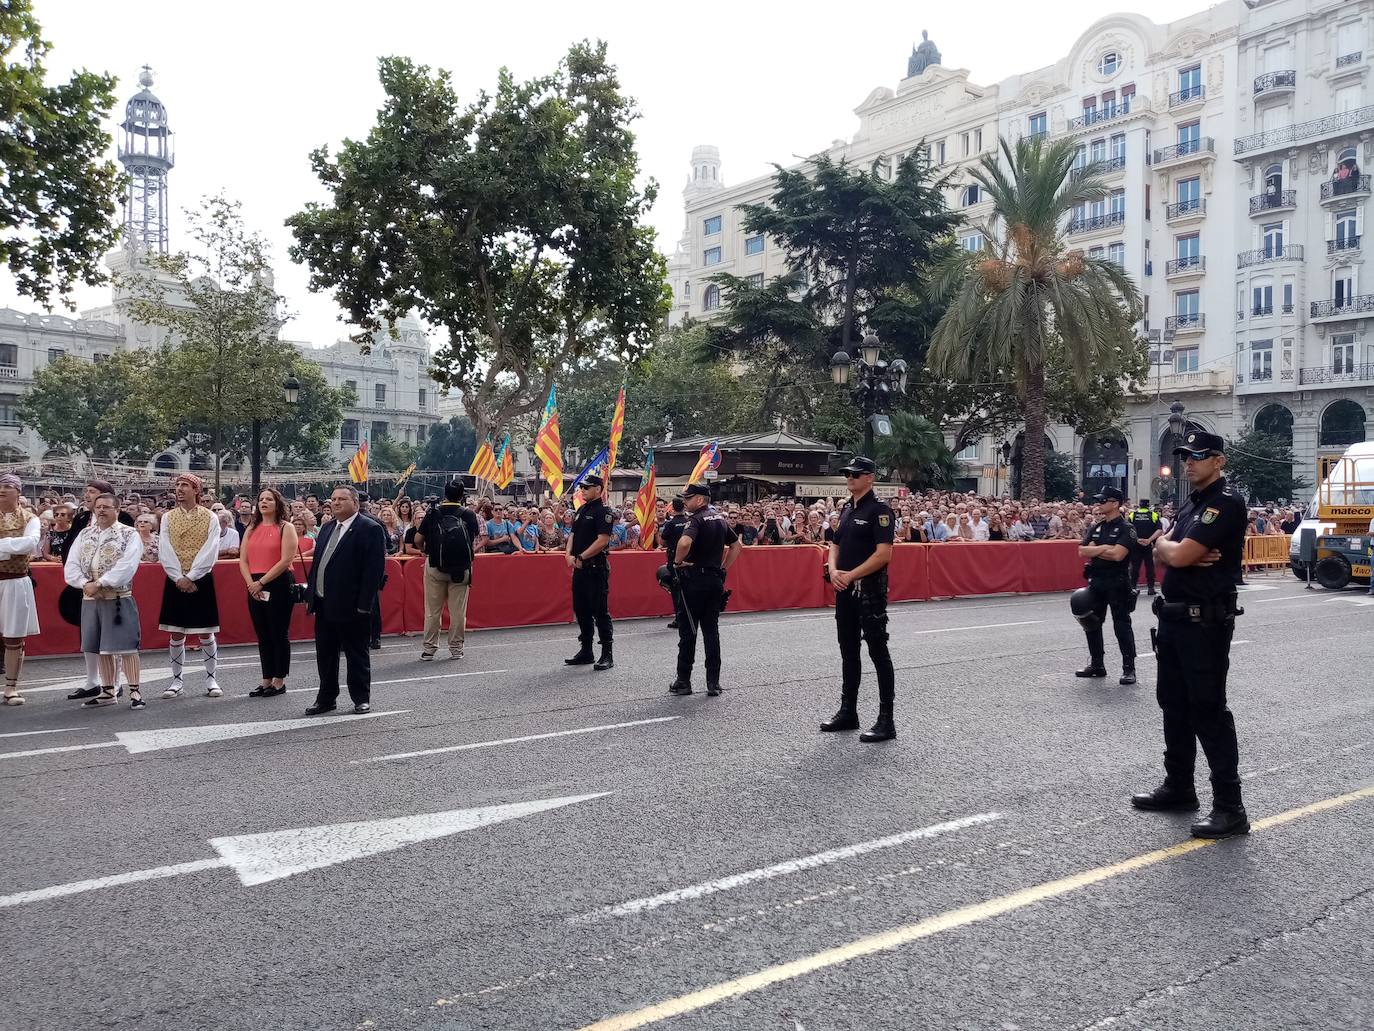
<box><xmin>0</xmin><ymin>728</ymin><xmax>79</xmax><ymax>739</ymax></box>
<box><xmin>572</xmin><ymin>812</ymin><xmax>1002</xmax><ymax>923</ymax></box>
<box><xmin>0</xmin><ymin>710</ymin><xmax>408</xmax><ymax>760</ymax></box>
<box><xmin>0</xmin><ymin>792</ymin><xmax>610</xmax><ymax>907</ymax></box>
<box><xmin>353</xmin><ymin>717</ymin><xmax>680</xmax><ymax>764</ymax></box>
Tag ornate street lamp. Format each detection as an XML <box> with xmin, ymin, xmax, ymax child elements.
<box><xmin>251</xmin><ymin>370</ymin><xmax>303</xmax><ymax>498</ymax></box>
<box><xmin>830</xmin><ymin>331</ymin><xmax>908</xmax><ymax>456</ymax></box>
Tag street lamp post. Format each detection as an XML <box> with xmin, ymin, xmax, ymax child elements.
<box><xmin>250</xmin><ymin>371</ymin><xmax>302</xmax><ymax>498</ymax></box>
<box><xmin>830</xmin><ymin>331</ymin><xmax>908</xmax><ymax>457</ymax></box>
<box><xmin>1163</xmin><ymin>400</ymin><xmax>1187</xmax><ymax>507</ymax></box>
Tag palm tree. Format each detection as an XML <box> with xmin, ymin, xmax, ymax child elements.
<box><xmin>878</xmin><ymin>411</ymin><xmax>957</xmax><ymax>489</ymax></box>
<box><xmin>928</xmin><ymin>136</ymin><xmax>1142</xmax><ymax>502</ymax></box>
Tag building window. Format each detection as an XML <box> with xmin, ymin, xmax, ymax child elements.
<box><xmin>418</xmin><ymin>387</ymin><xmax>427</xmax><ymax>408</ymax></box>
<box><xmin>936</xmin><ymin>140</ymin><xmax>946</xmax><ymax>163</ymax></box>
<box><xmin>46</xmin><ymin>347</ymin><xmax>65</xmax><ymax>364</ymax></box>
<box><xmin>683</xmin><ymin>281</ymin><xmax>691</xmax><ymax>302</ymax></box>
<box><xmin>375</xmin><ymin>382</ymin><xmax>386</xmax><ymax>405</ymax></box>
<box><xmin>1175</xmin><ymin>290</ymin><xmax>1200</xmax><ymax>317</ymax></box>
<box><xmin>974</xmin><ymin>129</ymin><xmax>983</xmax><ymax>151</ymax></box>
<box><xmin>954</xmin><ymin>440</ymin><xmax>980</xmax><ymax>462</ymax></box>
<box><xmin>1107</xmin><ymin>242</ymin><xmax>1125</xmax><ymax>266</ymax></box>
<box><xmin>1335</xmin><ymin>210</ymin><xmax>1358</xmax><ymax>247</ymax></box>
<box><xmin>746</xmin><ymin>272</ymin><xmax>764</xmax><ymax>287</ymax></box>
<box><xmin>1250</xmin><ymin>339</ymin><xmax>1273</xmax><ymax>381</ymax></box>
<box><xmin>1099</xmin><ymin>52</ymin><xmax>1120</xmax><ymax>76</ymax></box>
<box><xmin>1262</xmin><ymin>221</ymin><xmax>1284</xmax><ymax>255</ymax></box>
<box><xmin>961</xmin><ymin>184</ymin><xmax>981</xmax><ymax>207</ymax></box>
<box><xmin>703</xmin><ymin>247</ymin><xmax>722</xmax><ymax>266</ymax></box>
<box><xmin>1252</xmin><ymin>281</ymin><xmax>1273</xmax><ymax>316</ymax></box>
<box><xmin>1176</xmin><ymin>234</ymin><xmax>1199</xmax><ymax>260</ymax></box>
<box><xmin>1109</xmin><ymin>189</ymin><xmax>1126</xmax><ymax>215</ymax></box>
<box><xmin>1175</xmin><ymin>347</ymin><xmax>1199</xmax><ymax>373</ymax></box>
<box><xmin>344</xmin><ymin>379</ymin><xmax>358</xmax><ymax>400</ymax></box>
<box><xmin>1334</xmin><ymin>268</ymin><xmax>1356</xmax><ymax>306</ymax></box>
<box><xmin>372</xmin><ymin>420</ymin><xmax>389</xmax><ymax>440</ymax></box>
<box><xmin>959</xmin><ymin>232</ymin><xmax>986</xmax><ymax>253</ymax></box>
<box><xmin>744</xmin><ymin>235</ymin><xmax>764</xmax><ymax>256</ymax></box>
<box><xmin>1178</xmin><ymin>65</ymin><xmax>1202</xmax><ymax>100</ymax></box>
<box><xmin>702</xmin><ymin>284</ymin><xmax>721</xmax><ymax>311</ymax></box>
<box><xmin>961</xmin><ymin>132</ymin><xmax>971</xmax><ymax>156</ymax></box>
<box><xmin>416</xmin><ymin>424</ymin><xmax>427</xmax><ymax>444</ymax></box>
<box><xmin>1028</xmin><ymin>112</ymin><xmax>1048</xmax><ymax>138</ymax></box>
<box><xmin>1282</xmin><ymin>282</ymin><xmax>1294</xmax><ymax>313</ymax></box>
<box><xmin>93</xmin><ymin>352</ymin><xmax>109</xmax><ymax>363</ymax></box>
<box><xmin>0</xmin><ymin>343</ymin><xmax>16</xmax><ymax>368</ymax></box>
<box><xmin>1176</xmin><ymin>121</ymin><xmax>1201</xmax><ymax>152</ymax></box>
<box><xmin>341</xmin><ymin>419</ymin><xmax>359</xmax><ymax>445</ymax></box>
<box><xmin>1110</xmin><ymin>134</ymin><xmax>1126</xmax><ymax>159</ymax></box>
<box><xmin>703</xmin><ymin>215</ymin><xmax>722</xmax><ymax>236</ymax></box>
<box><xmin>1333</xmin><ymin>333</ymin><xmax>1357</xmax><ymax>374</ymax></box>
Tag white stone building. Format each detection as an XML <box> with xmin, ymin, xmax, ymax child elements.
<box><xmin>670</xmin><ymin>0</ymin><xmax>1372</xmax><ymax>500</ymax></box>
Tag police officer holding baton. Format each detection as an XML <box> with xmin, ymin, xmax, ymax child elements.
<box><xmin>1069</xmin><ymin>485</ymin><xmax>1138</xmax><ymax>685</ymax></box>
<box><xmin>564</xmin><ymin>474</ymin><xmax>615</xmax><ymax>671</ymax></box>
<box><xmin>1132</xmin><ymin>430</ymin><xmax>1250</xmax><ymax>838</ymax></box>
<box><xmin>669</xmin><ymin>483</ymin><xmax>740</xmax><ymax>697</ymax></box>
<box><xmin>820</xmin><ymin>456</ymin><xmax>898</xmax><ymax>743</ymax></box>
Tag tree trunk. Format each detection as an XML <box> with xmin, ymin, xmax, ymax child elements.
<box><xmin>1021</xmin><ymin>360</ymin><xmax>1047</xmax><ymax>502</ymax></box>
<box><xmin>212</xmin><ymin>424</ymin><xmax>222</xmax><ymax>496</ymax></box>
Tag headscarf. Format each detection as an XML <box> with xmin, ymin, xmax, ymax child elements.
<box><xmin>175</xmin><ymin>472</ymin><xmax>204</xmax><ymax>494</ymax></box>
<box><xmin>0</xmin><ymin>473</ymin><xmax>21</xmax><ymax>492</ymax></box>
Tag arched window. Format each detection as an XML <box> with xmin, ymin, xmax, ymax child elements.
<box><xmin>961</xmin><ymin>185</ymin><xmax>981</xmax><ymax>207</ymax></box>
<box><xmin>1319</xmin><ymin>400</ymin><xmax>1367</xmax><ymax>448</ymax></box>
<box><xmin>1253</xmin><ymin>402</ymin><xmax>1294</xmax><ymax>445</ymax></box>
<box><xmin>1337</xmin><ymin>147</ymin><xmax>1358</xmax><ymax>175</ymax></box>
<box><xmin>189</xmin><ymin>454</ymin><xmax>210</xmax><ymax>471</ymax></box>
<box><xmin>1098</xmin><ymin>52</ymin><xmax>1120</xmax><ymax>76</ymax></box>
<box><xmin>154</xmin><ymin>453</ymin><xmax>179</xmax><ymax>472</ymax></box>
<box><xmin>1263</xmin><ymin>162</ymin><xmax>1283</xmax><ymax>196</ymax></box>
<box><xmin>220</xmin><ymin>458</ymin><xmax>242</xmax><ymax>473</ymax></box>
<box><xmin>702</xmin><ymin>284</ymin><xmax>721</xmax><ymax>312</ymax></box>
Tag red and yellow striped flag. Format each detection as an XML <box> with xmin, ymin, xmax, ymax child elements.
<box><xmin>607</xmin><ymin>385</ymin><xmax>625</xmax><ymax>478</ymax></box>
<box><xmin>534</xmin><ymin>385</ymin><xmax>563</xmax><ymax>497</ymax></box>
<box><xmin>688</xmin><ymin>439</ymin><xmax>720</xmax><ymax>486</ymax></box>
<box><xmin>347</xmin><ymin>438</ymin><xmax>369</xmax><ymax>484</ymax></box>
<box><xmin>495</xmin><ymin>434</ymin><xmax>515</xmax><ymax>489</ymax></box>
<box><xmin>468</xmin><ymin>437</ymin><xmax>498</xmax><ymax>482</ymax></box>
<box><xmin>634</xmin><ymin>448</ymin><xmax>657</xmax><ymax>549</ymax></box>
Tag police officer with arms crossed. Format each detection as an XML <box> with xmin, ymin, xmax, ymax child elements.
<box><xmin>565</xmin><ymin>474</ymin><xmax>615</xmax><ymax>671</ymax></box>
<box><xmin>1127</xmin><ymin>498</ymin><xmax>1162</xmax><ymax>596</ymax></box>
<box><xmin>820</xmin><ymin>456</ymin><xmax>898</xmax><ymax>743</ymax></box>
<box><xmin>1133</xmin><ymin>430</ymin><xmax>1251</xmax><ymax>839</ymax></box>
<box><xmin>659</xmin><ymin>497</ymin><xmax>689</xmax><ymax>630</ymax></box>
<box><xmin>1070</xmin><ymin>485</ymin><xmax>1139</xmax><ymax>686</ymax></box>
<box><xmin>669</xmin><ymin>483</ymin><xmax>741</xmax><ymax>697</ymax></box>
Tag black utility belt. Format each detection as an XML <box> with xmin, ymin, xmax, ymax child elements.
<box><xmin>576</xmin><ymin>556</ymin><xmax>608</xmax><ymax>569</ymax></box>
<box><xmin>679</xmin><ymin>565</ymin><xmax>724</xmax><ymax>577</ymax></box>
<box><xmin>1152</xmin><ymin>594</ymin><xmax>1243</xmax><ymax>625</ymax></box>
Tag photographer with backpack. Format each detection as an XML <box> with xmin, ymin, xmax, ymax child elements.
<box><xmin>413</xmin><ymin>480</ymin><xmax>481</xmax><ymax>661</ymax></box>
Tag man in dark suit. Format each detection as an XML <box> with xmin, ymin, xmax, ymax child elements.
<box><xmin>304</xmin><ymin>486</ymin><xmax>386</xmax><ymax>715</ymax></box>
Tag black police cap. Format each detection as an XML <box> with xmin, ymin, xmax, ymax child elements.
<box><xmin>682</xmin><ymin>483</ymin><xmax>711</xmax><ymax>499</ymax></box>
<box><xmin>582</xmin><ymin>474</ymin><xmax>604</xmax><ymax>488</ymax></box>
<box><xmin>1171</xmin><ymin>430</ymin><xmax>1226</xmax><ymax>457</ymax></box>
<box><xmin>842</xmin><ymin>456</ymin><xmax>877</xmax><ymax>475</ymax></box>
<box><xmin>1093</xmin><ymin>486</ymin><xmax>1125</xmax><ymax>503</ymax></box>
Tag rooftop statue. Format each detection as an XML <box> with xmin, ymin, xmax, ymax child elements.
<box><xmin>907</xmin><ymin>30</ymin><xmax>941</xmax><ymax>78</ymax></box>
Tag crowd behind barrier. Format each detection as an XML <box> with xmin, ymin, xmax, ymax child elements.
<box><xmin>20</xmin><ymin>539</ymin><xmax>1228</xmax><ymax>658</ymax></box>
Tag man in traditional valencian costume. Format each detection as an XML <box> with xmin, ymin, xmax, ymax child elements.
<box><xmin>0</xmin><ymin>474</ymin><xmax>41</xmax><ymax>705</ymax></box>
<box><xmin>64</xmin><ymin>492</ymin><xmax>144</xmax><ymax>708</ymax></box>
<box><xmin>157</xmin><ymin>473</ymin><xmax>222</xmax><ymax>698</ymax></box>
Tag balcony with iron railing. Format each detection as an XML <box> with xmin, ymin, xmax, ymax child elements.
<box><xmin>1237</xmin><ymin>244</ymin><xmax>1303</xmax><ymax>268</ymax></box>
<box><xmin>1164</xmin><ymin>313</ymin><xmax>1205</xmax><ymax>334</ymax></box>
<box><xmin>1165</xmin><ymin>255</ymin><xmax>1205</xmax><ymax>278</ymax></box>
<box><xmin>1153</xmin><ymin>137</ymin><xmax>1215</xmax><ymax>167</ymax></box>
<box><xmin>1249</xmin><ymin>189</ymin><xmax>1297</xmax><ymax>215</ymax></box>
<box><xmin>1328</xmin><ymin>237</ymin><xmax>1361</xmax><ymax>254</ymax></box>
<box><xmin>1335</xmin><ymin>52</ymin><xmax>1364</xmax><ymax>70</ymax></box>
<box><xmin>1165</xmin><ymin>198</ymin><xmax>1206</xmax><ymax>222</ymax></box>
<box><xmin>1319</xmin><ymin>174</ymin><xmax>1371</xmax><ymax>204</ymax></box>
<box><xmin>1235</xmin><ymin>367</ymin><xmax>1294</xmax><ymax>389</ymax></box>
<box><xmin>1067</xmin><ymin>210</ymin><xmax>1126</xmax><ymax>236</ymax></box>
<box><xmin>1071</xmin><ymin>154</ymin><xmax>1127</xmax><ymax>179</ymax></box>
<box><xmin>1310</xmin><ymin>294</ymin><xmax>1374</xmax><ymax>320</ymax></box>
<box><xmin>1253</xmin><ymin>70</ymin><xmax>1297</xmax><ymax>97</ymax></box>
<box><xmin>1067</xmin><ymin>99</ymin><xmax>1133</xmax><ymax>132</ymax></box>
<box><xmin>1169</xmin><ymin>85</ymin><xmax>1205</xmax><ymax>110</ymax></box>
<box><xmin>1234</xmin><ymin>104</ymin><xmax>1374</xmax><ymax>156</ymax></box>
<box><xmin>1299</xmin><ymin>362</ymin><xmax>1374</xmax><ymax>386</ymax></box>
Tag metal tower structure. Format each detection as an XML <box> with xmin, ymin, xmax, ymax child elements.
<box><xmin>118</xmin><ymin>65</ymin><xmax>175</xmax><ymax>254</ymax></box>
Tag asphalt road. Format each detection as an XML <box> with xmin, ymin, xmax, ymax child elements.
<box><xmin>2</xmin><ymin>573</ymin><xmax>1371</xmax><ymax>1031</ymax></box>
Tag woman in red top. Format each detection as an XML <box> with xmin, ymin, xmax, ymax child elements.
<box><xmin>239</xmin><ymin>488</ymin><xmax>300</xmax><ymax>698</ymax></box>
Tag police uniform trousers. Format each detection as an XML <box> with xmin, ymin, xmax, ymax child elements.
<box><xmin>1154</xmin><ymin>615</ymin><xmax>1242</xmax><ymax>804</ymax></box>
<box><xmin>1128</xmin><ymin>545</ymin><xmax>1156</xmax><ymax>590</ymax></box>
<box><xmin>835</xmin><ymin>572</ymin><xmax>895</xmax><ymax>707</ymax></box>
<box><xmin>1084</xmin><ymin>575</ymin><xmax>1136</xmax><ymax>664</ymax></box>
<box><xmin>571</xmin><ymin>560</ymin><xmax>612</xmax><ymax>649</ymax></box>
<box><xmin>675</xmin><ymin>567</ymin><xmax>724</xmax><ymax>683</ymax></box>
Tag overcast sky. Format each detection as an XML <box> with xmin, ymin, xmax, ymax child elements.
<box><xmin>6</xmin><ymin>0</ymin><xmax>1212</xmax><ymax>348</ymax></box>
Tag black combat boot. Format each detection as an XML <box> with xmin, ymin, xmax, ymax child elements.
<box><xmin>1191</xmin><ymin>782</ymin><xmax>1249</xmax><ymax>838</ymax></box>
<box><xmin>593</xmin><ymin>646</ymin><xmax>614</xmax><ymax>671</ymax></box>
<box><xmin>1131</xmin><ymin>781</ymin><xmax>1200</xmax><ymax>812</ymax></box>
<box><xmin>1075</xmin><ymin>664</ymin><xmax>1108</xmax><ymax>678</ymax></box>
<box><xmin>564</xmin><ymin>648</ymin><xmax>594</xmax><ymax>666</ymax></box>
<box><xmin>858</xmin><ymin>710</ymin><xmax>896</xmax><ymax>743</ymax></box>
<box><xmin>668</xmin><ymin>679</ymin><xmax>692</xmax><ymax>695</ymax></box>
<box><xmin>1119</xmin><ymin>663</ymin><xmax>1137</xmax><ymax>686</ymax></box>
<box><xmin>819</xmin><ymin>706</ymin><xmax>860</xmax><ymax>732</ymax></box>
<box><xmin>706</xmin><ymin>681</ymin><xmax>722</xmax><ymax>697</ymax></box>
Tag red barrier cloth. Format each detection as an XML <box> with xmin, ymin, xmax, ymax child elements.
<box><xmin>887</xmin><ymin>544</ymin><xmax>931</xmax><ymax>602</ymax></box>
<box><xmin>726</xmin><ymin>546</ymin><xmax>828</xmax><ymax>613</ymax></box>
<box><xmin>467</xmin><ymin>553</ymin><xmax>572</xmax><ymax>631</ymax></box>
<box><xmin>927</xmin><ymin>542</ymin><xmax>1024</xmax><ymax>598</ymax></box>
<box><xmin>29</xmin><ymin>564</ymin><xmax>80</xmax><ymax>656</ymax></box>
<box><xmin>608</xmin><ymin>550</ymin><xmax>676</xmax><ymax>620</ymax></box>
<box><xmin>1018</xmin><ymin>540</ymin><xmax>1086</xmax><ymax>594</ymax></box>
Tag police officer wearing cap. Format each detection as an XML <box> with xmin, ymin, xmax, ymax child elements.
<box><xmin>1133</xmin><ymin>430</ymin><xmax>1250</xmax><ymax>839</ymax></box>
<box><xmin>669</xmin><ymin>483</ymin><xmax>741</xmax><ymax>697</ymax></box>
<box><xmin>1127</xmin><ymin>498</ymin><xmax>1162</xmax><ymax>595</ymax></box>
<box><xmin>564</xmin><ymin>474</ymin><xmax>615</xmax><ymax>670</ymax></box>
<box><xmin>820</xmin><ymin>456</ymin><xmax>898</xmax><ymax>743</ymax></box>
<box><xmin>659</xmin><ymin>497</ymin><xmax>690</xmax><ymax>630</ymax></box>
<box><xmin>1070</xmin><ymin>485</ymin><xmax>1139</xmax><ymax>685</ymax></box>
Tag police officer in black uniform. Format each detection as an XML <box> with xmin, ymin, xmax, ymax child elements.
<box><xmin>659</xmin><ymin>497</ymin><xmax>690</xmax><ymax>630</ymax></box>
<box><xmin>1127</xmin><ymin>498</ymin><xmax>1162</xmax><ymax>595</ymax></box>
<box><xmin>1070</xmin><ymin>486</ymin><xmax>1139</xmax><ymax>685</ymax></box>
<box><xmin>669</xmin><ymin>483</ymin><xmax>741</xmax><ymax>697</ymax></box>
<box><xmin>820</xmin><ymin>456</ymin><xmax>898</xmax><ymax>743</ymax></box>
<box><xmin>564</xmin><ymin>475</ymin><xmax>615</xmax><ymax>670</ymax></box>
<box><xmin>1133</xmin><ymin>430</ymin><xmax>1250</xmax><ymax>839</ymax></box>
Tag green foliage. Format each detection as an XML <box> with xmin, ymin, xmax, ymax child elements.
<box><xmin>877</xmin><ymin>411</ymin><xmax>957</xmax><ymax>490</ymax></box>
<box><xmin>369</xmin><ymin>434</ymin><xmax>420</xmax><ymax>473</ymax></box>
<box><xmin>1043</xmin><ymin>448</ymin><xmax>1079</xmax><ymax>502</ymax></box>
<box><xmin>18</xmin><ymin>351</ymin><xmax>172</xmax><ymax>462</ymax></box>
<box><xmin>0</xmin><ymin>0</ymin><xmax>124</xmax><ymax>306</ymax></box>
<box><xmin>123</xmin><ymin>194</ymin><xmax>347</xmax><ymax>487</ymax></box>
<box><xmin>418</xmin><ymin>415</ymin><xmax>478</xmax><ymax>474</ymax></box>
<box><xmin>287</xmin><ymin>41</ymin><xmax>669</xmax><ymax>440</ymax></box>
<box><xmin>1223</xmin><ymin>430</ymin><xmax>1310</xmax><ymax>503</ymax></box>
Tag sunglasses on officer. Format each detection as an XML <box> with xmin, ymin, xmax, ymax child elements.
<box><xmin>1181</xmin><ymin>450</ymin><xmax>1221</xmax><ymax>462</ymax></box>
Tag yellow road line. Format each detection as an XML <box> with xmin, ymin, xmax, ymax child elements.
<box><xmin>578</xmin><ymin>784</ymin><xmax>1374</xmax><ymax>1031</ymax></box>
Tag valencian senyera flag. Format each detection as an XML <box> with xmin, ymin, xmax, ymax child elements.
<box><xmin>534</xmin><ymin>385</ymin><xmax>564</xmax><ymax>497</ymax></box>
<box><xmin>348</xmin><ymin>437</ymin><xmax>370</xmax><ymax>484</ymax></box>
<box><xmin>468</xmin><ymin>437</ymin><xmax>498</xmax><ymax>482</ymax></box>
<box><xmin>607</xmin><ymin>385</ymin><xmax>626</xmax><ymax>478</ymax></box>
<box><xmin>569</xmin><ymin>446</ymin><xmax>609</xmax><ymax>510</ymax></box>
<box><xmin>687</xmin><ymin>438</ymin><xmax>720</xmax><ymax>486</ymax></box>
<box><xmin>495</xmin><ymin>433</ymin><xmax>515</xmax><ymax>490</ymax></box>
<box><xmin>394</xmin><ymin>462</ymin><xmax>417</xmax><ymax>492</ymax></box>
<box><xmin>634</xmin><ymin>448</ymin><xmax>657</xmax><ymax>549</ymax></box>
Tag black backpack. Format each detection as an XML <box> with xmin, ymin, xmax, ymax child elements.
<box><xmin>432</xmin><ymin>508</ymin><xmax>473</xmax><ymax>578</ymax></box>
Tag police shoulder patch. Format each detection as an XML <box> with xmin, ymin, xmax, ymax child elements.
<box><xmin>878</xmin><ymin>514</ymin><xmax>890</xmax><ymax>527</ymax></box>
<box><xmin>1201</xmin><ymin>507</ymin><xmax>1219</xmax><ymax>524</ymax></box>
